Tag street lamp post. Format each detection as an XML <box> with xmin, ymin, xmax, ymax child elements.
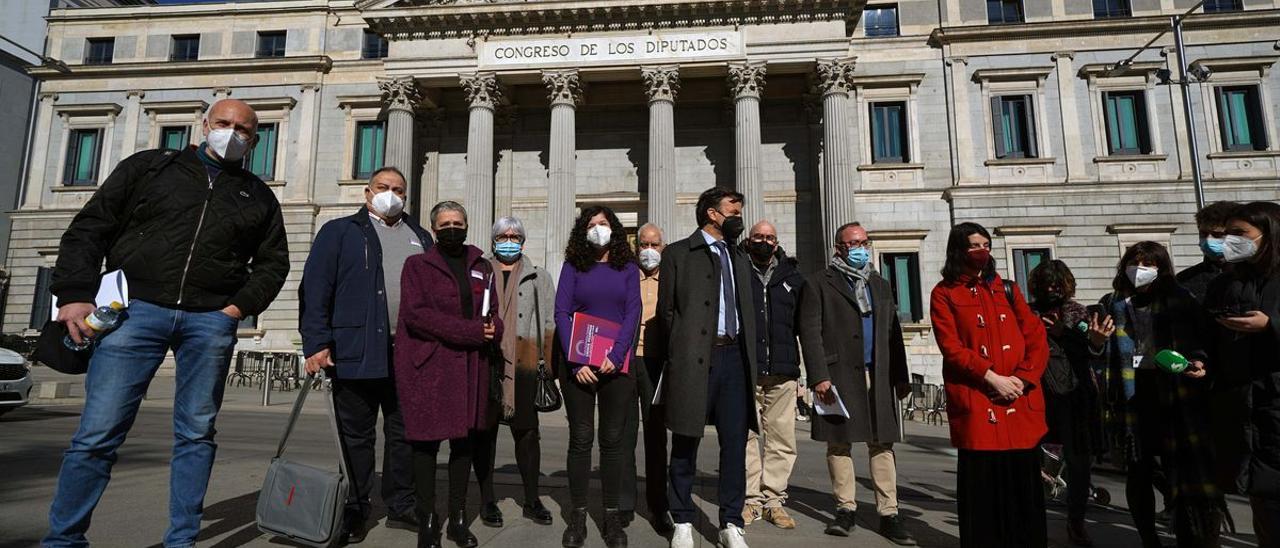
<box><xmin>1172</xmin><ymin>12</ymin><xmax>1207</xmax><ymax>210</ymax></box>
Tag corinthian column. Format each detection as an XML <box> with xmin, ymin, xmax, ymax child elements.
<box><xmin>642</xmin><ymin>65</ymin><xmax>679</xmax><ymax>234</ymax></box>
<box><xmin>460</xmin><ymin>72</ymin><xmax>502</xmax><ymax>246</ymax></box>
<box><xmin>816</xmin><ymin>57</ymin><xmax>857</xmax><ymax>250</ymax></box>
<box><xmin>543</xmin><ymin>69</ymin><xmax>584</xmax><ymax>278</ymax></box>
<box><xmin>728</xmin><ymin>61</ymin><xmax>767</xmax><ymax>227</ymax></box>
<box><xmin>379</xmin><ymin>76</ymin><xmax>421</xmax><ymax>176</ymax></box>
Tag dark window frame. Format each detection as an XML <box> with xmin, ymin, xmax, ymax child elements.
<box><xmin>1102</xmin><ymin>89</ymin><xmax>1152</xmax><ymax>155</ymax></box>
<box><xmin>84</xmin><ymin>37</ymin><xmax>114</xmax><ymax>65</ymax></box>
<box><xmin>361</xmin><ymin>30</ymin><xmax>389</xmax><ymax>59</ymax></box>
<box><xmin>864</xmin><ymin>5</ymin><xmax>901</xmax><ymax>38</ymax></box>
<box><xmin>255</xmin><ymin>31</ymin><xmax>287</xmax><ymax>58</ymax></box>
<box><xmin>991</xmin><ymin>94</ymin><xmax>1039</xmax><ymax>159</ymax></box>
<box><xmin>987</xmin><ymin>0</ymin><xmax>1025</xmax><ymax>24</ymax></box>
<box><xmin>1203</xmin><ymin>0</ymin><xmax>1243</xmax><ymax>12</ymax></box>
<box><xmin>1215</xmin><ymin>85</ymin><xmax>1270</xmax><ymax>152</ymax></box>
<box><xmin>880</xmin><ymin>252</ymin><xmax>923</xmax><ymax>323</ymax></box>
<box><xmin>30</xmin><ymin>267</ymin><xmax>54</xmax><ymax>330</ymax></box>
<box><xmin>170</xmin><ymin>34</ymin><xmax>201</xmax><ymax>62</ymax></box>
<box><xmin>1012</xmin><ymin>248</ymin><xmax>1053</xmax><ymax>299</ymax></box>
<box><xmin>870</xmin><ymin>101</ymin><xmax>910</xmax><ymax>164</ymax></box>
<box><xmin>160</xmin><ymin>126</ymin><xmax>190</xmax><ymax>150</ymax></box>
<box><xmin>63</xmin><ymin>128</ymin><xmax>103</xmax><ymax>186</ymax></box>
<box><xmin>1093</xmin><ymin>0</ymin><xmax>1132</xmax><ymax>18</ymax></box>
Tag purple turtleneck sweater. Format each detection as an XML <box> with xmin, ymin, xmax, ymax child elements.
<box><xmin>554</xmin><ymin>260</ymin><xmax>642</xmax><ymax>369</ymax></box>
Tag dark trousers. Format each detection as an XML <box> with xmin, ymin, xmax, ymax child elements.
<box><xmin>620</xmin><ymin>356</ymin><xmax>668</xmax><ymax>514</ymax></box>
<box><xmin>412</xmin><ymin>430</ymin><xmax>490</xmax><ymax>519</ymax></box>
<box><xmin>475</xmin><ymin>424</ymin><xmax>543</xmax><ymax>505</ymax></box>
<box><xmin>668</xmin><ymin>344</ymin><xmax>749</xmax><ymax>529</ymax></box>
<box><xmin>1252</xmin><ymin>496</ymin><xmax>1280</xmax><ymax>548</ymax></box>
<box><xmin>332</xmin><ymin>377</ymin><xmax>415</xmax><ymax>519</ymax></box>
<box><xmin>957</xmin><ymin>448</ymin><xmax>1047</xmax><ymax>548</ymax></box>
<box><xmin>563</xmin><ymin>370</ymin><xmax>637</xmax><ymax>509</ymax></box>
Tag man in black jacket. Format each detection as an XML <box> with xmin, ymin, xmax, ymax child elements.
<box><xmin>1177</xmin><ymin>201</ymin><xmax>1238</xmax><ymax>304</ymax></box>
<box><xmin>740</xmin><ymin>220</ymin><xmax>805</xmax><ymax>530</ymax></box>
<box><xmin>44</xmin><ymin>99</ymin><xmax>289</xmax><ymax>548</ymax></box>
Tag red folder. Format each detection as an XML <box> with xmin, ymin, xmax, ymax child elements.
<box><xmin>568</xmin><ymin>312</ymin><xmax>632</xmax><ymax>374</ymax></box>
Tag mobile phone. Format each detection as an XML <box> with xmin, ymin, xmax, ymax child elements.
<box><xmin>1084</xmin><ymin>304</ymin><xmax>1104</xmax><ymax>320</ymax></box>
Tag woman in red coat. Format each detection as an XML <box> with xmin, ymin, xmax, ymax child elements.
<box><xmin>929</xmin><ymin>222</ymin><xmax>1049</xmax><ymax>548</ymax></box>
<box><xmin>394</xmin><ymin>201</ymin><xmax>502</xmax><ymax>548</ymax></box>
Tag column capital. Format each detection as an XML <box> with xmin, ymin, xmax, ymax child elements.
<box><xmin>126</xmin><ymin>90</ymin><xmax>146</xmax><ymax>99</ymax></box>
<box><xmin>460</xmin><ymin>72</ymin><xmax>503</xmax><ymax>110</ymax></box>
<box><xmin>641</xmin><ymin>65</ymin><xmax>681</xmax><ymax>103</ymax></box>
<box><xmin>542</xmin><ymin>69</ymin><xmax>584</xmax><ymax>107</ymax></box>
<box><xmin>815</xmin><ymin>57</ymin><xmax>857</xmax><ymax>96</ymax></box>
<box><xmin>1051</xmin><ymin>51</ymin><xmax>1075</xmax><ymax>62</ymax></box>
<box><xmin>378</xmin><ymin>76</ymin><xmax>422</xmax><ymax>113</ymax></box>
<box><xmin>727</xmin><ymin>60</ymin><xmax>767</xmax><ymax>99</ymax></box>
<box><xmin>945</xmin><ymin>56</ymin><xmax>968</xmax><ymax>67</ymax></box>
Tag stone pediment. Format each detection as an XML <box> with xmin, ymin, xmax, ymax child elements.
<box><xmin>359</xmin><ymin>0</ymin><xmax>861</xmax><ymax>40</ymax></box>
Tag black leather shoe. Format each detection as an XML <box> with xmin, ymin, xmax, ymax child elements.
<box><xmin>416</xmin><ymin>513</ymin><xmax>441</xmax><ymax>548</ymax></box>
<box><xmin>562</xmin><ymin>507</ymin><xmax>587</xmax><ymax>548</ymax></box>
<box><xmin>342</xmin><ymin>515</ymin><xmax>368</xmax><ymax>545</ymax></box>
<box><xmin>603</xmin><ymin>510</ymin><xmax>629</xmax><ymax>548</ymax></box>
<box><xmin>879</xmin><ymin>514</ymin><xmax>917</xmax><ymax>545</ymax></box>
<box><xmin>523</xmin><ymin>499</ymin><xmax>554</xmax><ymax>525</ymax></box>
<box><xmin>445</xmin><ymin>510</ymin><xmax>478</xmax><ymax>548</ymax></box>
<box><xmin>617</xmin><ymin>510</ymin><xmax>635</xmax><ymax>527</ymax></box>
<box><xmin>480</xmin><ymin>502</ymin><xmax>504</xmax><ymax>528</ymax></box>
<box><xmin>825</xmin><ymin>509</ymin><xmax>857</xmax><ymax>537</ymax></box>
<box><xmin>387</xmin><ymin>511</ymin><xmax>420</xmax><ymax>532</ymax></box>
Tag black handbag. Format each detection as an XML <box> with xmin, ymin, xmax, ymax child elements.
<box><xmin>532</xmin><ymin>282</ymin><xmax>561</xmax><ymax>413</ymax></box>
<box><xmin>32</xmin><ymin>320</ymin><xmax>92</xmax><ymax>375</ymax></box>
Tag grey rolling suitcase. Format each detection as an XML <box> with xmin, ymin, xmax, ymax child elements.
<box><xmin>256</xmin><ymin>373</ymin><xmax>349</xmax><ymax>547</ymax></box>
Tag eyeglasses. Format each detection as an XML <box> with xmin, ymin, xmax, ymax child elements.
<box><xmin>749</xmin><ymin>235</ymin><xmax>778</xmax><ymax>244</ymax></box>
<box><xmin>494</xmin><ymin>234</ymin><xmax>524</xmax><ymax>243</ymax></box>
<box><xmin>840</xmin><ymin>240</ymin><xmax>871</xmax><ymax>249</ymax></box>
<box><xmin>637</xmin><ymin>241</ymin><xmax>662</xmax><ymax>249</ymax></box>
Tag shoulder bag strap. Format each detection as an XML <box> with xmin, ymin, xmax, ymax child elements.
<box><xmin>533</xmin><ymin>281</ymin><xmax>545</xmax><ymax>370</ymax></box>
<box><xmin>273</xmin><ymin>371</ymin><xmax>348</xmax><ymax>478</ymax></box>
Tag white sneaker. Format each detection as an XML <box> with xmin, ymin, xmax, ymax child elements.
<box><xmin>718</xmin><ymin>523</ymin><xmax>749</xmax><ymax>548</ymax></box>
<box><xmin>671</xmin><ymin>522</ymin><xmax>695</xmax><ymax>548</ymax></box>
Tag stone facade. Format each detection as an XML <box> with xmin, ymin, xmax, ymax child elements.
<box><xmin>6</xmin><ymin>0</ymin><xmax>1280</xmax><ymax>382</ymax></box>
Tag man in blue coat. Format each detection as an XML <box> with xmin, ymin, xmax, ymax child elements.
<box><xmin>300</xmin><ymin>166</ymin><xmax>433</xmax><ymax>543</ymax></box>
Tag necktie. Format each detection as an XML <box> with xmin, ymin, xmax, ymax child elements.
<box><xmin>713</xmin><ymin>241</ymin><xmax>738</xmax><ymax>337</ymax></box>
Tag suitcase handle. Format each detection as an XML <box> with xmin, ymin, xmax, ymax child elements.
<box><xmin>273</xmin><ymin>372</ymin><xmax>347</xmax><ymax>479</ymax></box>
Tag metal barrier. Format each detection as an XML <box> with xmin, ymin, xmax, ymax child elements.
<box><xmin>227</xmin><ymin>350</ymin><xmax>307</xmax><ymax>405</ymax></box>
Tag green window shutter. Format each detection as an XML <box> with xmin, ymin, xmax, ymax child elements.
<box><xmin>1229</xmin><ymin>90</ymin><xmax>1251</xmax><ymax>148</ymax></box>
<box><xmin>992</xmin><ymin>96</ymin><xmax>1008</xmax><ymax>159</ymax></box>
<box><xmin>1021</xmin><ymin>95</ymin><xmax>1038</xmax><ymax>158</ymax></box>
<box><xmin>76</xmin><ymin>130</ymin><xmax>99</xmax><ymax>183</ymax></box>
<box><xmin>374</xmin><ymin>122</ymin><xmax>386</xmax><ymax>169</ymax></box>
<box><xmin>893</xmin><ymin>255</ymin><xmax>912</xmax><ymax>323</ymax></box>
<box><xmin>1244</xmin><ymin>87</ymin><xmax>1269</xmax><ymax>150</ymax></box>
<box><xmin>248</xmin><ymin>123</ymin><xmax>277</xmax><ymax>179</ymax></box>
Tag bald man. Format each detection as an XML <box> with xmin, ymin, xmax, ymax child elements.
<box><xmin>46</xmin><ymin>98</ymin><xmax>290</xmax><ymax>547</ymax></box>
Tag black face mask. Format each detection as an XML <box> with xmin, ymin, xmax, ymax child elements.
<box><xmin>435</xmin><ymin>227</ymin><xmax>467</xmax><ymax>253</ymax></box>
<box><xmin>719</xmin><ymin>214</ymin><xmax>745</xmax><ymax>241</ymax></box>
<box><xmin>747</xmin><ymin>240</ymin><xmax>774</xmax><ymax>262</ymax></box>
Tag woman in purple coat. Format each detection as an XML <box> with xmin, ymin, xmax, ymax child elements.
<box><xmin>554</xmin><ymin>206</ymin><xmax>642</xmax><ymax>548</ymax></box>
<box><xmin>394</xmin><ymin>201</ymin><xmax>502</xmax><ymax>548</ymax></box>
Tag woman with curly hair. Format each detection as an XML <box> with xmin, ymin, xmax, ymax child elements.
<box><xmin>553</xmin><ymin>205</ymin><xmax>641</xmax><ymax>548</ymax></box>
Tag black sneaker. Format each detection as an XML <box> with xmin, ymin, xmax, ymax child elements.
<box><xmin>879</xmin><ymin>514</ymin><xmax>917</xmax><ymax>545</ymax></box>
<box><xmin>824</xmin><ymin>509</ymin><xmax>857</xmax><ymax>537</ymax></box>
<box><xmin>562</xmin><ymin>507</ymin><xmax>587</xmax><ymax>548</ymax></box>
<box><xmin>603</xmin><ymin>510</ymin><xmax>629</xmax><ymax>548</ymax></box>
<box><xmin>342</xmin><ymin>513</ymin><xmax>368</xmax><ymax>545</ymax></box>
<box><xmin>387</xmin><ymin>511</ymin><xmax>420</xmax><ymax>532</ymax></box>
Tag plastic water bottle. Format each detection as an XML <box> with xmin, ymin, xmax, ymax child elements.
<box><xmin>63</xmin><ymin>301</ymin><xmax>126</xmax><ymax>351</ymax></box>
<box><xmin>1154</xmin><ymin>349</ymin><xmax>1190</xmax><ymax>375</ymax></box>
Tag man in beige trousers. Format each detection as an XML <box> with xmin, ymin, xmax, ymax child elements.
<box><xmin>741</xmin><ymin>220</ymin><xmax>807</xmax><ymax>529</ymax></box>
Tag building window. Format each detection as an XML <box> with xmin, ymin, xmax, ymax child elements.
<box><xmin>1093</xmin><ymin>0</ymin><xmax>1131</xmax><ymax>18</ymax></box>
<box><xmin>987</xmin><ymin>0</ymin><xmax>1024</xmax><ymax>24</ymax></box>
<box><xmin>30</xmin><ymin>267</ymin><xmax>54</xmax><ymax>330</ymax></box>
<box><xmin>245</xmin><ymin>123</ymin><xmax>278</xmax><ymax>180</ymax></box>
<box><xmin>64</xmin><ymin>128</ymin><xmax>103</xmax><ymax>186</ymax></box>
<box><xmin>1012</xmin><ymin>248</ymin><xmax>1052</xmax><ymax>298</ymax></box>
<box><xmin>1203</xmin><ymin>0</ymin><xmax>1243</xmax><ymax>11</ymax></box>
<box><xmin>362</xmin><ymin>30</ymin><xmax>389</xmax><ymax>59</ymax></box>
<box><xmin>870</xmin><ymin>102</ymin><xmax>909</xmax><ymax>163</ymax></box>
<box><xmin>240</xmin><ymin>315</ymin><xmax>259</xmax><ymax>330</ymax></box>
<box><xmin>256</xmin><ymin>31</ymin><xmax>287</xmax><ymax>58</ymax></box>
<box><xmin>170</xmin><ymin>35</ymin><xmax>200</xmax><ymax>62</ymax></box>
<box><xmin>352</xmin><ymin>121</ymin><xmax>386</xmax><ymax>180</ymax></box>
<box><xmin>84</xmin><ymin>38</ymin><xmax>114</xmax><ymax>65</ymax></box>
<box><xmin>1103</xmin><ymin>90</ymin><xmax>1151</xmax><ymax>155</ymax></box>
<box><xmin>160</xmin><ymin>126</ymin><xmax>190</xmax><ymax>150</ymax></box>
<box><xmin>864</xmin><ymin>5</ymin><xmax>900</xmax><ymax>38</ymax></box>
<box><xmin>991</xmin><ymin>95</ymin><xmax>1038</xmax><ymax>159</ymax></box>
<box><xmin>880</xmin><ymin>252</ymin><xmax>922</xmax><ymax>323</ymax></box>
<box><xmin>1216</xmin><ymin>86</ymin><xmax>1269</xmax><ymax>152</ymax></box>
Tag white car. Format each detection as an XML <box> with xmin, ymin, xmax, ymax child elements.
<box><xmin>0</xmin><ymin>348</ymin><xmax>32</xmax><ymax>417</ymax></box>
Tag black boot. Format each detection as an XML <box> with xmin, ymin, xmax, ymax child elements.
<box><xmin>562</xmin><ymin>507</ymin><xmax>587</xmax><ymax>548</ymax></box>
<box><xmin>417</xmin><ymin>513</ymin><xmax>441</xmax><ymax>548</ymax></box>
<box><xmin>523</xmin><ymin>499</ymin><xmax>554</xmax><ymax>525</ymax></box>
<box><xmin>603</xmin><ymin>509</ymin><xmax>629</xmax><ymax>548</ymax></box>
<box><xmin>480</xmin><ymin>502</ymin><xmax>504</xmax><ymax>528</ymax></box>
<box><xmin>445</xmin><ymin>510</ymin><xmax>478</xmax><ymax>548</ymax></box>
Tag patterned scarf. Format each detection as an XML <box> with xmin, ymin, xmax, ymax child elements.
<box><xmin>830</xmin><ymin>256</ymin><xmax>872</xmax><ymax>314</ymax></box>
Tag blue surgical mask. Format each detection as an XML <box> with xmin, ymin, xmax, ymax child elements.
<box><xmin>1200</xmin><ymin>237</ymin><xmax>1226</xmax><ymax>261</ymax></box>
<box><xmin>846</xmin><ymin>247</ymin><xmax>871</xmax><ymax>269</ymax></box>
<box><xmin>494</xmin><ymin>241</ymin><xmax>522</xmax><ymax>261</ymax></box>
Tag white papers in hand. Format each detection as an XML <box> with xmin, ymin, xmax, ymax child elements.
<box><xmin>50</xmin><ymin>270</ymin><xmax>130</xmax><ymax>321</ymax></box>
<box><xmin>812</xmin><ymin>386</ymin><xmax>851</xmax><ymax>418</ymax></box>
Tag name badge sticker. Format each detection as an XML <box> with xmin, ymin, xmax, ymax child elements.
<box><xmin>783</xmin><ymin>282</ymin><xmax>793</xmax><ymax>293</ymax></box>
<box><xmin>1133</xmin><ymin>355</ymin><xmax>1144</xmax><ymax>369</ymax></box>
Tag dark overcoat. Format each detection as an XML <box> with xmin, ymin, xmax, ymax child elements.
<box><xmin>393</xmin><ymin>245</ymin><xmax>502</xmax><ymax>442</ymax></box>
<box><xmin>653</xmin><ymin>229</ymin><xmax>759</xmax><ymax>438</ymax></box>
<box><xmin>797</xmin><ymin>266</ymin><xmax>909</xmax><ymax>444</ymax></box>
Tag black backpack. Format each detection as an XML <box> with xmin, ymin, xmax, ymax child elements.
<box><xmin>1002</xmin><ymin>280</ymin><xmax>1077</xmax><ymax>395</ymax></box>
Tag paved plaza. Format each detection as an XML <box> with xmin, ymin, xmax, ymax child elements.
<box><xmin>0</xmin><ymin>369</ymin><xmax>1262</xmax><ymax>548</ymax></box>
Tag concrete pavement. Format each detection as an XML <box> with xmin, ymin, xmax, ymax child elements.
<box><xmin>0</xmin><ymin>368</ymin><xmax>1262</xmax><ymax>548</ymax></box>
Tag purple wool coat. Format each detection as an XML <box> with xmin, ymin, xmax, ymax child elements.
<box><xmin>393</xmin><ymin>245</ymin><xmax>503</xmax><ymax>442</ymax></box>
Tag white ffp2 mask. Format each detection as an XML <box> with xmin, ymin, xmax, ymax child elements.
<box><xmin>639</xmin><ymin>248</ymin><xmax>661</xmax><ymax>270</ymax></box>
<box><xmin>1126</xmin><ymin>265</ymin><xmax>1159</xmax><ymax>289</ymax></box>
<box><xmin>587</xmin><ymin>225</ymin><xmax>612</xmax><ymax>248</ymax></box>
<box><xmin>206</xmin><ymin>128</ymin><xmax>252</xmax><ymax>163</ymax></box>
<box><xmin>370</xmin><ymin>190</ymin><xmax>405</xmax><ymax>219</ymax></box>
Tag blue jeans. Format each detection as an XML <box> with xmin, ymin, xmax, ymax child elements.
<box><xmin>44</xmin><ymin>299</ymin><xmax>239</xmax><ymax>548</ymax></box>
